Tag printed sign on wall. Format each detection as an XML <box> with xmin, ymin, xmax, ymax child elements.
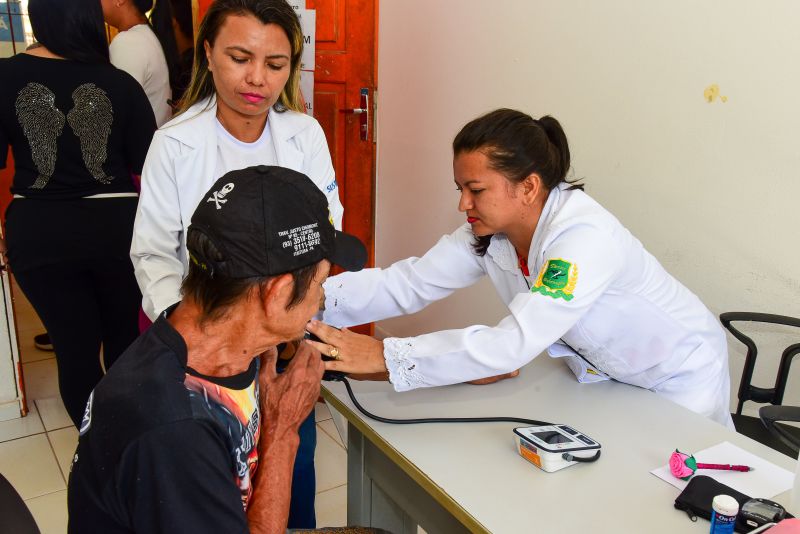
<box><xmin>287</xmin><ymin>2</ymin><xmax>315</xmax><ymax>116</ymax></box>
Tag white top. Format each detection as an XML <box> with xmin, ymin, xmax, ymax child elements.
<box><xmin>109</xmin><ymin>24</ymin><xmax>172</xmax><ymax>127</ymax></box>
<box><xmin>131</xmin><ymin>97</ymin><xmax>344</xmax><ymax>320</ymax></box>
<box><xmin>214</xmin><ymin>117</ymin><xmax>277</xmax><ymax>179</ymax></box>
<box><xmin>323</xmin><ymin>183</ymin><xmax>732</xmax><ymax>426</ymax></box>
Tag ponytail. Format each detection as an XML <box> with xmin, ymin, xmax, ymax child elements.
<box><xmin>29</xmin><ymin>0</ymin><xmax>110</xmax><ymax>64</ymax></box>
<box><xmin>536</xmin><ymin>116</ymin><xmax>572</xmax><ymax>188</ymax></box>
<box><xmin>147</xmin><ymin>0</ymin><xmax>181</xmax><ymax>97</ymax></box>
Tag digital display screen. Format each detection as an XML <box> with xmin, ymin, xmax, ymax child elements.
<box><xmin>532</xmin><ymin>431</ymin><xmax>573</xmax><ymax>444</ymax></box>
<box><xmin>742</xmin><ymin>499</ymin><xmax>784</xmax><ymax>522</ymax></box>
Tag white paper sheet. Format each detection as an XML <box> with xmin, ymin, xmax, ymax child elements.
<box><xmin>547</xmin><ymin>342</ymin><xmax>610</xmax><ymax>383</ymax></box>
<box><xmin>650</xmin><ymin>441</ymin><xmax>795</xmax><ymax>498</ymax></box>
<box><xmin>297</xmin><ymin>9</ymin><xmax>316</xmax><ymax>72</ymax></box>
<box><xmin>300</xmin><ymin>71</ymin><xmax>314</xmax><ymax>116</ymax></box>
<box><xmin>295</xmin><ymin>8</ymin><xmax>315</xmax><ymax>116</ymax></box>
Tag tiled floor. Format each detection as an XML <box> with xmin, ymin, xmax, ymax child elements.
<box><xmin>0</xmin><ymin>287</ymin><xmax>348</xmax><ymax>533</ymax></box>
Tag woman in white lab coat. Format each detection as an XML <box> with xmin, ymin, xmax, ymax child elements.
<box><xmin>130</xmin><ymin>0</ymin><xmax>341</xmax><ymax>527</ymax></box>
<box><xmin>131</xmin><ymin>0</ymin><xmax>343</xmax><ymax>322</ymax></box>
<box><xmin>308</xmin><ymin>108</ymin><xmax>733</xmax><ymax>427</ymax></box>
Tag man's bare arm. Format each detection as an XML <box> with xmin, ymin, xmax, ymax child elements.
<box><xmin>247</xmin><ymin>343</ymin><xmax>323</xmax><ymax>534</ymax></box>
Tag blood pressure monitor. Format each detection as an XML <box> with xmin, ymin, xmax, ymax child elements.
<box><xmin>514</xmin><ymin>424</ymin><xmax>601</xmax><ymax>472</ymax></box>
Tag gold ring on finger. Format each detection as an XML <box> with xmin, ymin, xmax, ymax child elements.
<box><xmin>329</xmin><ymin>346</ymin><xmax>341</xmax><ymax>360</ymax></box>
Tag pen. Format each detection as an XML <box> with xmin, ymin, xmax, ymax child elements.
<box><xmin>694</xmin><ymin>462</ymin><xmax>753</xmax><ymax>473</ymax></box>
<box><xmin>669</xmin><ymin>450</ymin><xmax>754</xmax><ymax>480</ymax></box>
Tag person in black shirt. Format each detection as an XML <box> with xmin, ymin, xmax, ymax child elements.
<box><xmin>0</xmin><ymin>0</ymin><xmax>157</xmax><ymax>427</ymax></box>
<box><xmin>167</xmin><ymin>0</ymin><xmax>195</xmax><ymax>106</ymax></box>
<box><xmin>68</xmin><ymin>166</ymin><xmax>368</xmax><ymax>533</ymax></box>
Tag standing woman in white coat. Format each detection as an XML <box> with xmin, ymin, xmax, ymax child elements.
<box><xmin>131</xmin><ymin>0</ymin><xmax>342</xmax><ymax>527</ymax></box>
<box><xmin>308</xmin><ymin>108</ymin><xmax>734</xmax><ymax>427</ymax></box>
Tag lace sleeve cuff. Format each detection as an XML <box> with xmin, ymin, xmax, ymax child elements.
<box><xmin>383</xmin><ymin>338</ymin><xmax>426</xmax><ymax>392</ymax></box>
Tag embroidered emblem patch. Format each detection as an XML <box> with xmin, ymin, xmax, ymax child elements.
<box><xmin>531</xmin><ymin>258</ymin><xmax>578</xmax><ymax>301</ymax></box>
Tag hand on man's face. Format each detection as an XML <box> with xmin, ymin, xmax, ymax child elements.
<box><xmin>258</xmin><ymin>341</ymin><xmax>324</xmax><ymax>440</ymax></box>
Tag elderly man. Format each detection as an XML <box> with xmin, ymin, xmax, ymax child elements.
<box><xmin>67</xmin><ymin>166</ymin><xmax>366</xmax><ymax>534</ymax></box>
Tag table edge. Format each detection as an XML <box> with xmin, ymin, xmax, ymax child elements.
<box><xmin>321</xmin><ymin>385</ymin><xmax>490</xmax><ymax>534</ymax></box>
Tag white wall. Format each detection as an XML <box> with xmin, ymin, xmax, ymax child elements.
<box><xmin>374</xmin><ymin>0</ymin><xmax>800</xmax><ymax>414</ymax></box>
<box><xmin>0</xmin><ymin>270</ymin><xmax>22</xmax><ymax>420</ymax></box>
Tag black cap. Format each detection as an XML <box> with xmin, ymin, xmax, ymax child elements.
<box><xmin>188</xmin><ymin>165</ymin><xmax>367</xmax><ymax>278</ymax></box>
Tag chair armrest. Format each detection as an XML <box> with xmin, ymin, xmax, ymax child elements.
<box><xmin>760</xmin><ymin>405</ymin><xmax>800</xmax><ymax>456</ymax></box>
<box><xmin>720</xmin><ymin>312</ymin><xmax>800</xmax><ymax>329</ymax></box>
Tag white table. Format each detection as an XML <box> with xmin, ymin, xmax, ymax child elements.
<box><xmin>321</xmin><ymin>355</ymin><xmax>796</xmax><ymax>533</ymax></box>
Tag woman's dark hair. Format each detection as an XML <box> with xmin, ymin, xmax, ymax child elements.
<box><xmin>180</xmin><ymin>0</ymin><xmax>304</xmax><ymax>114</ymax></box>
<box><xmin>132</xmin><ymin>0</ymin><xmax>182</xmax><ymax>98</ymax></box>
<box><xmin>182</xmin><ymin>229</ymin><xmax>318</xmax><ymax>323</ymax></box>
<box><xmin>169</xmin><ymin>0</ymin><xmax>194</xmax><ymax>41</ymax></box>
<box><xmin>452</xmin><ymin>108</ymin><xmax>581</xmax><ymax>256</ymax></box>
<box><xmin>28</xmin><ymin>0</ymin><xmax>110</xmax><ymax>63</ymax></box>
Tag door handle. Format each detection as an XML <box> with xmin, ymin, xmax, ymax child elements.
<box><xmin>339</xmin><ymin>88</ymin><xmax>369</xmax><ymax>141</ymax></box>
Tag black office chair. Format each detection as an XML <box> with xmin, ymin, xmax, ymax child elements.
<box><xmin>0</xmin><ymin>472</ymin><xmax>40</xmax><ymax>534</ymax></box>
<box><xmin>761</xmin><ymin>405</ymin><xmax>800</xmax><ymax>457</ymax></box>
<box><xmin>720</xmin><ymin>312</ymin><xmax>800</xmax><ymax>458</ymax></box>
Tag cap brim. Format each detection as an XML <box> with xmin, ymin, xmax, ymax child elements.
<box><xmin>330</xmin><ymin>231</ymin><xmax>367</xmax><ymax>272</ymax></box>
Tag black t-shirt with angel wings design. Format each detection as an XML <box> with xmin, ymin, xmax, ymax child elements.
<box><xmin>0</xmin><ymin>53</ymin><xmax>156</xmax><ymax>199</ymax></box>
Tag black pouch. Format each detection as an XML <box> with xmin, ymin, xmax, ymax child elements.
<box><xmin>673</xmin><ymin>475</ymin><xmax>753</xmax><ymax>533</ymax></box>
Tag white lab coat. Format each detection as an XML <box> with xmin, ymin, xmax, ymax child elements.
<box><xmin>131</xmin><ymin>97</ymin><xmax>344</xmax><ymax>320</ymax></box>
<box><xmin>323</xmin><ymin>183</ymin><xmax>733</xmax><ymax>426</ymax></box>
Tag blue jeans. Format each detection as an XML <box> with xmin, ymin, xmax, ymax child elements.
<box><xmin>287</xmin><ymin>411</ymin><xmax>317</xmax><ymax>528</ymax></box>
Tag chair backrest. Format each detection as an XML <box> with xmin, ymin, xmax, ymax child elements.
<box><xmin>0</xmin><ymin>472</ymin><xmax>40</xmax><ymax>534</ymax></box>
<box><xmin>720</xmin><ymin>312</ymin><xmax>800</xmax><ymax>415</ymax></box>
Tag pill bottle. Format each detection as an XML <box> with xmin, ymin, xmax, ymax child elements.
<box><xmin>710</xmin><ymin>494</ymin><xmax>739</xmax><ymax>534</ymax></box>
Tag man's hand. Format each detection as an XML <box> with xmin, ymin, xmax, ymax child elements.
<box><xmin>258</xmin><ymin>341</ymin><xmax>324</xmax><ymax>441</ymax></box>
<box><xmin>305</xmin><ymin>320</ymin><xmax>388</xmax><ymax>376</ymax></box>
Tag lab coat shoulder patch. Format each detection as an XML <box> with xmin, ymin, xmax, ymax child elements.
<box><xmin>531</xmin><ymin>258</ymin><xmax>578</xmax><ymax>301</ymax></box>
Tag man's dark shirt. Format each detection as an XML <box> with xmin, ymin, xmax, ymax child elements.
<box><xmin>67</xmin><ymin>306</ymin><xmax>260</xmax><ymax>533</ymax></box>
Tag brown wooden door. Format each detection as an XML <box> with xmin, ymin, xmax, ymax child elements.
<box><xmin>308</xmin><ymin>0</ymin><xmax>376</xmax><ymax>335</ymax></box>
<box><xmin>306</xmin><ymin>0</ymin><xmax>376</xmax><ymax>266</ymax></box>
